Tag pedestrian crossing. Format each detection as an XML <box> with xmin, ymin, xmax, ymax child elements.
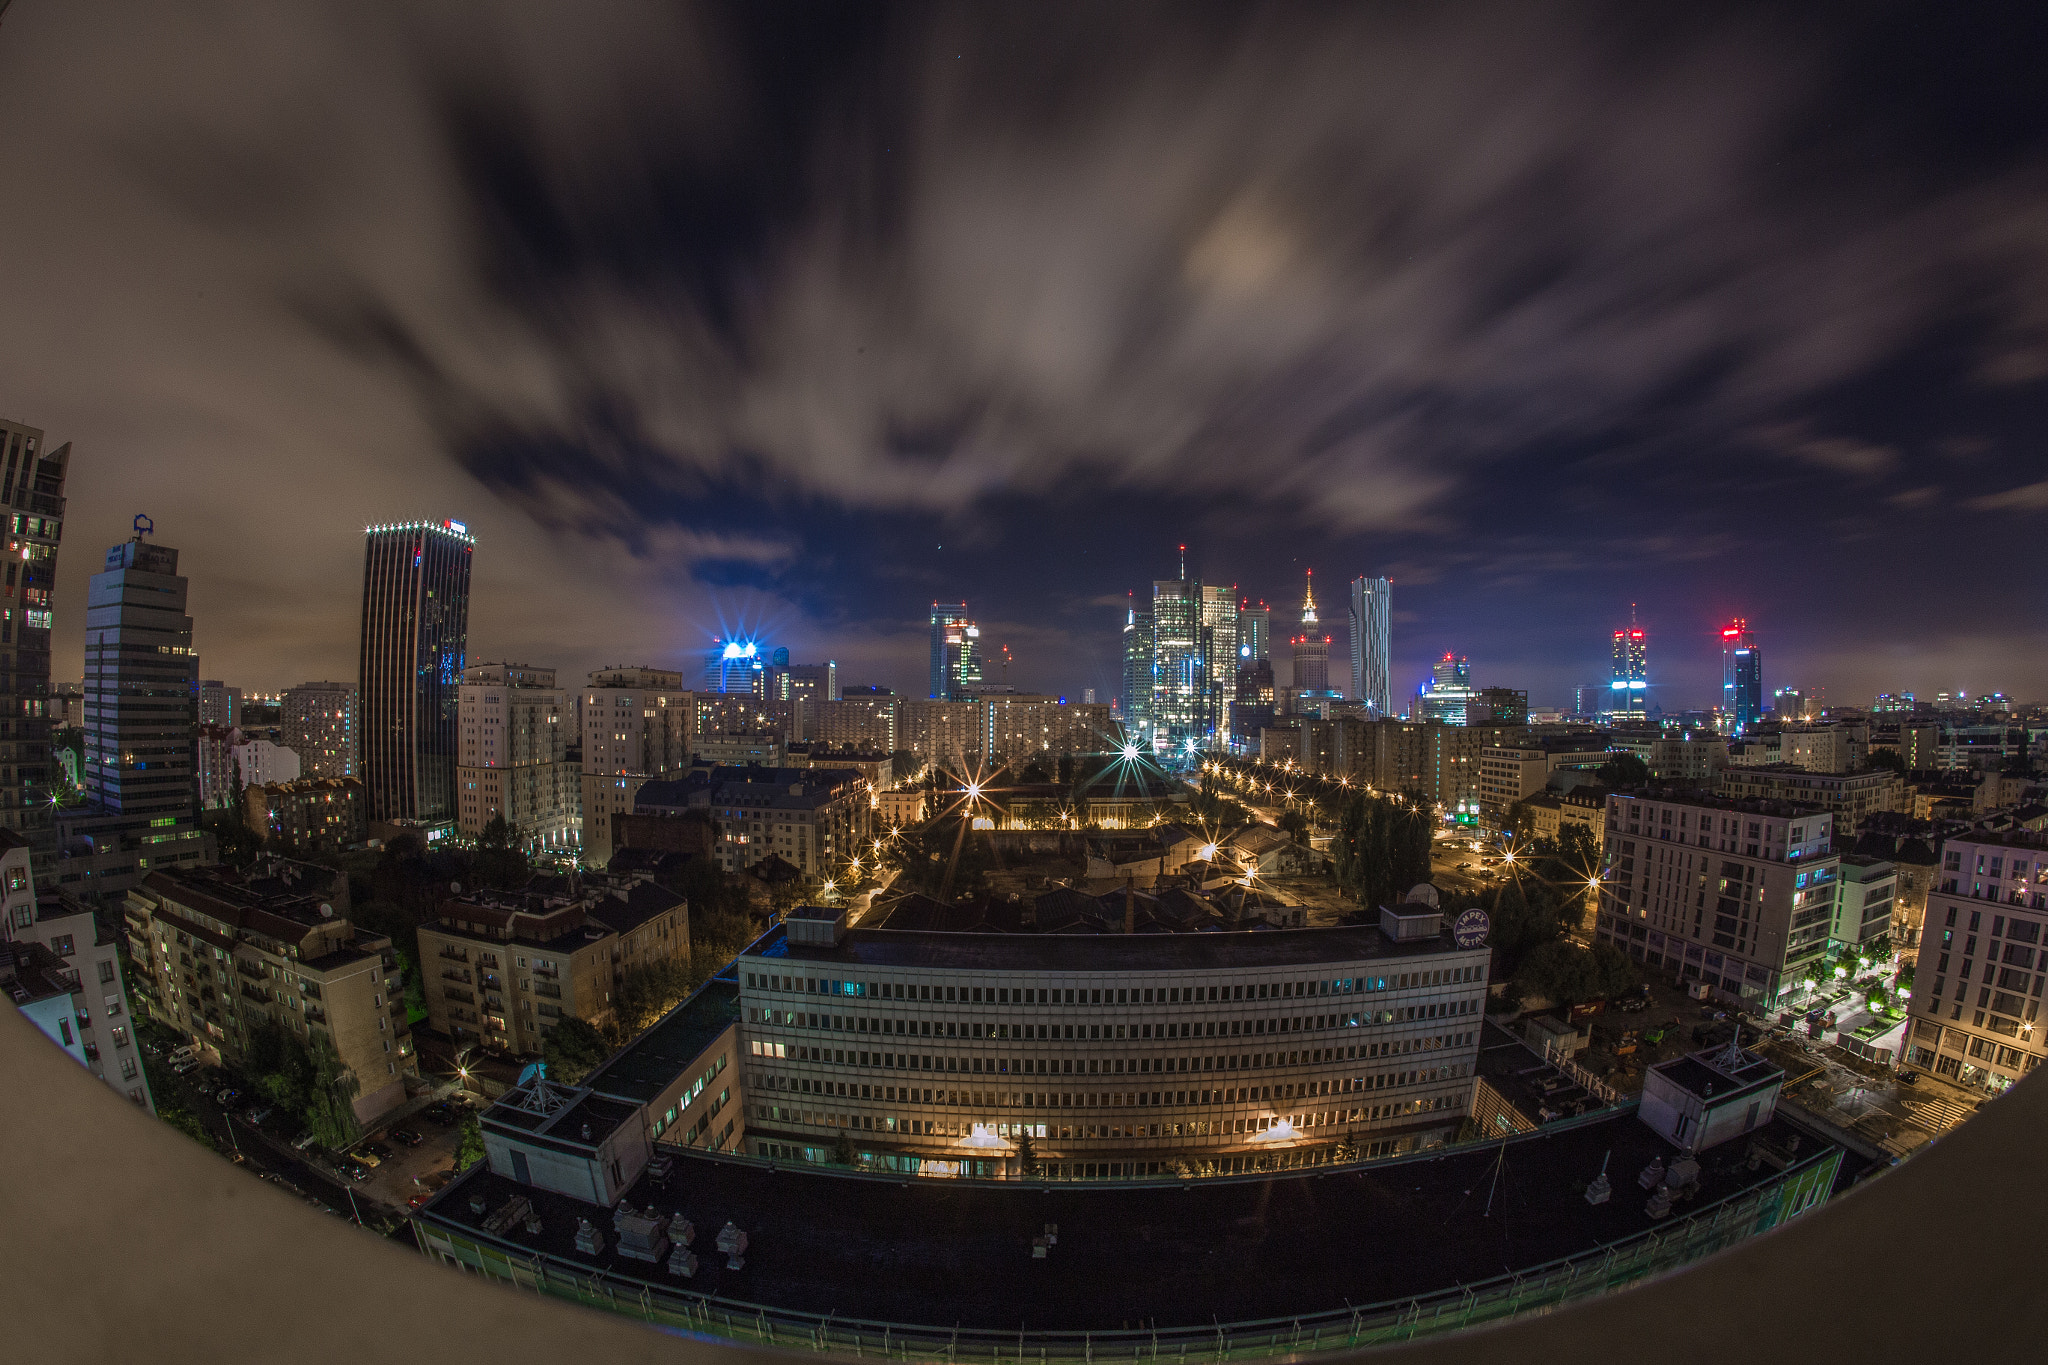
<box><xmin>1904</xmin><ymin>1094</ymin><xmax>1973</xmax><ymax>1133</ymax></box>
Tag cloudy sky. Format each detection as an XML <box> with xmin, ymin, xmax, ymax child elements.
<box><xmin>1</xmin><ymin>1</ymin><xmax>2044</xmax><ymax>710</ymax></box>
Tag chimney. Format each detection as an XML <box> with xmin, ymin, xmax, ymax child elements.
<box><xmin>1123</xmin><ymin>878</ymin><xmax>1135</xmax><ymax>934</ymax></box>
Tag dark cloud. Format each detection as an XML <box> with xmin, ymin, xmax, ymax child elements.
<box><xmin>0</xmin><ymin>2</ymin><xmax>2044</xmax><ymax>705</ymax></box>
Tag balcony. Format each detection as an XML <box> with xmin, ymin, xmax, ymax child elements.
<box><xmin>443</xmin><ymin>988</ymin><xmax>475</xmax><ymax>1005</ymax></box>
<box><xmin>531</xmin><ymin>982</ymin><xmax>562</xmax><ymax>1000</ymax></box>
<box><xmin>303</xmin><ymin>1007</ymin><xmax>326</xmax><ymax>1025</ymax></box>
<box><xmin>438</xmin><ymin>948</ymin><xmax>469</xmax><ymax>963</ymax></box>
<box><xmin>441</xmin><ymin>968</ymin><xmax>472</xmax><ymax>985</ymax></box>
<box><xmin>238</xmin><ymin>984</ymin><xmax>271</xmax><ymax>1005</ymax></box>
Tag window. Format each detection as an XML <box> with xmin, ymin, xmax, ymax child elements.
<box><xmin>97</xmin><ymin>960</ymin><xmax>116</xmax><ymax>984</ymax></box>
<box><xmin>51</xmin><ymin>934</ymin><xmax>74</xmax><ymax>957</ymax></box>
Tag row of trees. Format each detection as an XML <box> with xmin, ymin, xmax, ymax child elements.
<box><xmin>1328</xmin><ymin>792</ymin><xmax>1435</xmax><ymax>910</ymax></box>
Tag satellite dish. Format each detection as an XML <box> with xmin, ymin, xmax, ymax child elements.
<box><xmin>450</xmin><ymin>880</ymin><xmax>463</xmax><ymax>894</ymax></box>
<box><xmin>1404</xmin><ymin>883</ymin><xmax>1440</xmax><ymax>908</ymax></box>
<box><xmin>317</xmin><ymin>902</ymin><xmax>333</xmax><ymax>919</ymax></box>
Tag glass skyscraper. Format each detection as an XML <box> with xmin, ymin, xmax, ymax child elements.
<box><xmin>1120</xmin><ymin>604</ymin><xmax>1153</xmax><ymax>741</ymax></box>
<box><xmin>1348</xmin><ymin>575</ymin><xmax>1392</xmax><ymax>716</ymax></box>
<box><xmin>1610</xmin><ymin>610</ymin><xmax>1648</xmax><ymax>719</ymax></box>
<box><xmin>1147</xmin><ymin>550</ymin><xmax>1234</xmax><ymax>758</ymax></box>
<box><xmin>928</xmin><ymin>603</ymin><xmax>981</xmax><ymax>700</ymax></box>
<box><xmin>360</xmin><ymin>519</ymin><xmax>473</xmax><ymax>826</ymax></box>
<box><xmin>1722</xmin><ymin>620</ymin><xmax>1762</xmax><ymax>733</ymax></box>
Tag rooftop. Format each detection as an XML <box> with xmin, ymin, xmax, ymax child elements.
<box><xmin>746</xmin><ymin>920</ymin><xmax>1476</xmax><ymax>973</ymax></box>
<box><xmin>426</xmin><ymin>1103</ymin><xmax>1856</xmax><ymax>1334</ymax></box>
<box><xmin>579</xmin><ymin>974</ymin><xmax>741</xmax><ymax>1106</ymax></box>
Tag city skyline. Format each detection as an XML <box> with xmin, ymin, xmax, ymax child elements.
<box><xmin>1</xmin><ymin>7</ymin><xmax>2046</xmax><ymax>711</ymax></box>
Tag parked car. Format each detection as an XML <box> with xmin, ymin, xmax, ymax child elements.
<box><xmin>216</xmin><ymin>1087</ymin><xmax>242</xmax><ymax>1106</ymax></box>
<box><xmin>290</xmin><ymin>1131</ymin><xmax>321</xmax><ymax>1152</ymax></box>
<box><xmin>246</xmin><ymin>1106</ymin><xmax>275</xmax><ymax>1125</ymax></box>
<box><xmin>363</xmin><ymin>1141</ymin><xmax>395</xmax><ymax>1161</ymax></box>
<box><xmin>1897</xmin><ymin>1069</ymin><xmax>1921</xmax><ymax>1085</ymax></box>
<box><xmin>171</xmin><ymin>1057</ymin><xmax>201</xmax><ymax>1075</ymax></box>
<box><xmin>349</xmin><ymin>1148</ymin><xmax>381</xmax><ymax>1168</ymax></box>
<box><xmin>342</xmin><ymin>1162</ymin><xmax>370</xmax><ymax>1182</ymax></box>
<box><xmin>422</xmin><ymin>1107</ymin><xmax>457</xmax><ymax>1127</ymax></box>
<box><xmin>391</xmin><ymin>1129</ymin><xmax>424</xmax><ymax>1148</ymax></box>
<box><xmin>407</xmin><ymin>1193</ymin><xmax>432</xmax><ymax>1210</ymax></box>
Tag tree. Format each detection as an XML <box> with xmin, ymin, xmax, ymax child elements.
<box><xmin>1016</xmin><ymin>1131</ymin><xmax>1038</xmax><ymax>1179</ymax></box>
<box><xmin>543</xmin><ymin>1017</ymin><xmax>611</xmax><ymax>1084</ymax></box>
<box><xmin>454</xmin><ymin>1114</ymin><xmax>485</xmax><ymax>1170</ymax></box>
<box><xmin>1513</xmin><ymin>940</ymin><xmax>1639</xmax><ymax>1007</ymax></box>
<box><xmin>158</xmin><ymin>1107</ymin><xmax>217</xmax><ymax>1152</ymax></box>
<box><xmin>473</xmin><ymin>814</ymin><xmax>530</xmax><ymax>889</ymax></box>
<box><xmin>831</xmin><ymin>1129</ymin><xmax>855</xmax><ymax>1167</ymax></box>
<box><xmin>1864</xmin><ymin>747</ymin><xmax>1908</xmax><ymax>776</ymax></box>
<box><xmin>1594</xmin><ymin>753</ymin><xmax>1651</xmax><ymax>790</ymax></box>
<box><xmin>1277</xmin><ymin>808</ymin><xmax>1310</xmax><ymax>841</ymax></box>
<box><xmin>1330</xmin><ymin>792</ymin><xmax>1433</xmax><ymax>910</ymax></box>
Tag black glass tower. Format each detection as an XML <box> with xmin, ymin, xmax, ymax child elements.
<box><xmin>359</xmin><ymin>520</ymin><xmax>473</xmax><ymax>826</ymax></box>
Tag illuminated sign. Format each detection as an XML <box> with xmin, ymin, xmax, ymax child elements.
<box><xmin>1453</xmin><ymin>907</ymin><xmax>1491</xmax><ymax>948</ymax></box>
<box><xmin>444</xmin><ymin>519</ymin><xmax>467</xmax><ymax>534</ymax></box>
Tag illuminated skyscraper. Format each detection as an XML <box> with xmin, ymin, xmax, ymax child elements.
<box><xmin>705</xmin><ymin>638</ymin><xmax>763</xmax><ymax>694</ymax></box>
<box><xmin>1121</xmin><ymin>602</ymin><xmax>1153</xmax><ymax>739</ymax></box>
<box><xmin>1146</xmin><ymin>548</ymin><xmax>1235</xmax><ymax>757</ymax></box>
<box><xmin>1721</xmin><ymin>620</ymin><xmax>1763</xmax><ymax>733</ymax></box>
<box><xmin>1348</xmin><ymin>575</ymin><xmax>1392</xmax><ymax>715</ymax></box>
<box><xmin>1236</xmin><ymin>600</ymin><xmax>1271</xmax><ymax>664</ymax></box>
<box><xmin>359</xmin><ymin>519</ymin><xmax>474</xmax><ymax>825</ymax></box>
<box><xmin>1289</xmin><ymin>571</ymin><xmax>1330</xmax><ymax>693</ymax></box>
<box><xmin>1610</xmin><ymin>608</ymin><xmax>1648</xmax><ymax>719</ymax></box>
<box><xmin>0</xmin><ymin>420</ymin><xmax>66</xmax><ymax>857</ymax></box>
<box><xmin>928</xmin><ymin>603</ymin><xmax>982</xmax><ymax>701</ymax></box>
<box><xmin>1416</xmin><ymin>653</ymin><xmax>1477</xmax><ymax>725</ymax></box>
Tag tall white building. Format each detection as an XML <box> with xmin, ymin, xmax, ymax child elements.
<box><xmin>1348</xmin><ymin>576</ymin><xmax>1392</xmax><ymax>716</ymax></box>
<box><xmin>457</xmin><ymin>663</ymin><xmax>578</xmax><ymax>850</ymax></box>
<box><xmin>581</xmin><ymin>667</ymin><xmax>697</xmax><ymax>866</ymax></box>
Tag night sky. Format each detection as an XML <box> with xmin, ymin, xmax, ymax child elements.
<box><xmin>2</xmin><ymin>2</ymin><xmax>2045</xmax><ymax>710</ymax></box>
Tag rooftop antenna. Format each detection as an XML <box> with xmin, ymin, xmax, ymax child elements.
<box><xmin>1718</xmin><ymin>1022</ymin><xmax>1746</xmax><ymax>1071</ymax></box>
<box><xmin>1178</xmin><ymin>544</ymin><xmax>1186</xmax><ymax>581</ymax></box>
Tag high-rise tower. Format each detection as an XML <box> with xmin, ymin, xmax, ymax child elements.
<box><xmin>1120</xmin><ymin>600</ymin><xmax>1153</xmax><ymax>742</ymax></box>
<box><xmin>1610</xmin><ymin>607</ymin><xmax>1648</xmax><ymax>719</ymax></box>
<box><xmin>0</xmin><ymin>420</ymin><xmax>67</xmax><ymax>857</ymax></box>
<box><xmin>1289</xmin><ymin>571</ymin><xmax>1330</xmax><ymax>694</ymax></box>
<box><xmin>928</xmin><ymin>603</ymin><xmax>982</xmax><ymax>701</ymax></box>
<box><xmin>1348</xmin><ymin>576</ymin><xmax>1392</xmax><ymax>715</ymax></box>
<box><xmin>360</xmin><ymin>519</ymin><xmax>474</xmax><ymax>826</ymax></box>
<box><xmin>1722</xmin><ymin>620</ymin><xmax>1762</xmax><ymax>734</ymax></box>
<box><xmin>84</xmin><ymin>524</ymin><xmax>197</xmax><ymax>819</ymax></box>
<box><xmin>1146</xmin><ymin>547</ymin><xmax>1234</xmax><ymax>758</ymax></box>
<box><xmin>1236</xmin><ymin>600</ymin><xmax>1271</xmax><ymax>664</ymax></box>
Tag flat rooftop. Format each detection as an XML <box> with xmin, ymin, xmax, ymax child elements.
<box><xmin>426</xmin><ymin>1105</ymin><xmax>1858</xmax><ymax>1333</ymax></box>
<box><xmin>580</xmin><ymin>973</ymin><xmax>740</xmax><ymax>1105</ymax></box>
<box><xmin>751</xmin><ymin>922</ymin><xmax>1474</xmax><ymax>973</ymax></box>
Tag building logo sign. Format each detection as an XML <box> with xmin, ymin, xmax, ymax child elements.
<box><xmin>1453</xmin><ymin>907</ymin><xmax>1491</xmax><ymax>949</ymax></box>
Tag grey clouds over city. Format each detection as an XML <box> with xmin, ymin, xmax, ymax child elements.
<box><xmin>1</xmin><ymin>2</ymin><xmax>2045</xmax><ymax>706</ymax></box>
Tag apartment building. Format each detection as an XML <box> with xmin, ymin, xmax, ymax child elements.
<box><xmin>0</xmin><ymin>830</ymin><xmax>153</xmax><ymax>1109</ymax></box>
<box><xmin>1715</xmin><ymin>765</ymin><xmax>1903</xmax><ymax>824</ymax></box>
<box><xmin>124</xmin><ymin>859</ymin><xmax>413</xmax><ymax>1122</ymax></box>
<box><xmin>1608</xmin><ymin>731</ymin><xmax>1729</xmax><ymax>782</ymax></box>
<box><xmin>416</xmin><ymin>872</ymin><xmax>688</xmax><ymax>1057</ymax></box>
<box><xmin>1779</xmin><ymin>722</ymin><xmax>1869</xmax><ymax>774</ymax></box>
<box><xmin>581</xmin><ymin>667</ymin><xmax>697</xmax><ymax>866</ymax></box>
<box><xmin>636</xmin><ymin>765</ymin><xmax>872</xmax><ymax>879</ymax></box>
<box><xmin>799</xmin><ymin>695</ymin><xmax>899</xmax><ymax>752</ymax></box>
<box><xmin>1903</xmin><ymin>829</ymin><xmax>2048</xmax><ymax>1094</ymax></box>
<box><xmin>1477</xmin><ymin>737</ymin><xmax>1611</xmax><ymax>830</ymax></box>
<box><xmin>1833</xmin><ymin>855</ymin><xmax>1899</xmax><ymax>951</ymax></box>
<box><xmin>898</xmin><ymin>699</ymin><xmax>986</xmax><ymax>773</ymax></box>
<box><xmin>738</xmin><ymin>901</ymin><xmax>1489</xmax><ymax>1177</ymax></box>
<box><xmin>281</xmin><ymin>680</ymin><xmax>357</xmax><ymax>778</ymax></box>
<box><xmin>981</xmin><ymin>695</ymin><xmax>1115</xmax><ymax>768</ymax></box>
<box><xmin>458</xmin><ymin>663</ymin><xmax>578</xmax><ymax>850</ymax></box>
<box><xmin>1594</xmin><ymin>792</ymin><xmax>1840</xmax><ymax>1007</ymax></box>
<box><xmin>1518</xmin><ymin>785</ymin><xmax>1609</xmax><ymax>851</ymax></box>
<box><xmin>244</xmin><ymin>776</ymin><xmax>366</xmax><ymax>856</ymax></box>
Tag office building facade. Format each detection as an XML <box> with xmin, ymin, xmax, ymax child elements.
<box><xmin>739</xmin><ymin>904</ymin><xmax>1489</xmax><ymax>1177</ymax></box>
<box><xmin>1236</xmin><ymin>600</ymin><xmax>1271</xmax><ymax>665</ymax></box>
<box><xmin>244</xmin><ymin>777</ymin><xmax>367</xmax><ymax>856</ymax></box>
<box><xmin>1120</xmin><ymin>605</ymin><xmax>1153</xmax><ymax>741</ymax></box>
<box><xmin>1348</xmin><ymin>576</ymin><xmax>1392</xmax><ymax>716</ymax></box>
<box><xmin>704</xmin><ymin>639</ymin><xmax>764</xmax><ymax>695</ymax></box>
<box><xmin>1415</xmin><ymin>653</ymin><xmax>1475</xmax><ymax>725</ymax></box>
<box><xmin>281</xmin><ymin>680</ymin><xmax>356</xmax><ymax>778</ymax></box>
<box><xmin>359</xmin><ymin>520</ymin><xmax>474</xmax><ymax>828</ymax></box>
<box><xmin>1720</xmin><ymin>620</ymin><xmax>1762</xmax><ymax>733</ymax></box>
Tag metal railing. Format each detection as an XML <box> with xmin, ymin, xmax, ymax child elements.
<box><xmin>418</xmin><ymin>1144</ymin><xmax>1837</xmax><ymax>1361</ymax></box>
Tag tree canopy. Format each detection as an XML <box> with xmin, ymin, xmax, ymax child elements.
<box><xmin>1329</xmin><ymin>792</ymin><xmax>1432</xmax><ymax>910</ymax></box>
